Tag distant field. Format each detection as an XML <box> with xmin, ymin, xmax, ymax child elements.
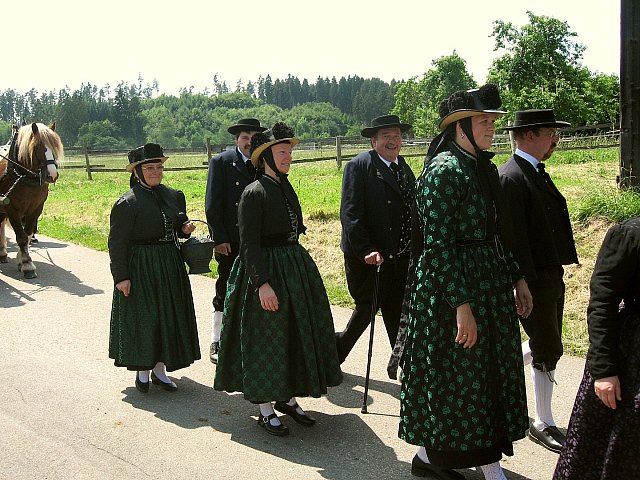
<box><xmin>34</xmin><ymin>146</ymin><xmax>631</xmax><ymax>356</ymax></box>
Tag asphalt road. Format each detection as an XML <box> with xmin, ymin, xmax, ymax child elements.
<box><xmin>0</xmin><ymin>231</ymin><xmax>586</xmax><ymax>480</ymax></box>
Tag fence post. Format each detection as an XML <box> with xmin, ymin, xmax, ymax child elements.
<box><xmin>84</xmin><ymin>146</ymin><xmax>92</xmax><ymax>181</ymax></box>
<box><xmin>336</xmin><ymin>136</ymin><xmax>342</xmax><ymax>169</ymax></box>
<box><xmin>206</xmin><ymin>138</ymin><xmax>212</xmax><ymax>160</ymax></box>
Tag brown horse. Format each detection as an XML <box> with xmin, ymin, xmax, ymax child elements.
<box><xmin>0</xmin><ymin>123</ymin><xmax>64</xmax><ymax>278</ymax></box>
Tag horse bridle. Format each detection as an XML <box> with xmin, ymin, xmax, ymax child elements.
<box><xmin>0</xmin><ymin>129</ymin><xmax>57</xmax><ymax>198</ymax></box>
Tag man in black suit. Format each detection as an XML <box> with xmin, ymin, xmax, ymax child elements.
<box><xmin>336</xmin><ymin>114</ymin><xmax>415</xmax><ymax>364</ymax></box>
<box><xmin>205</xmin><ymin>118</ymin><xmax>267</xmax><ymax>364</ymax></box>
<box><xmin>499</xmin><ymin>109</ymin><xmax>578</xmax><ymax>453</ymax></box>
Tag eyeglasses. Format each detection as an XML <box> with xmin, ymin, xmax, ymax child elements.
<box><xmin>540</xmin><ymin>130</ymin><xmax>559</xmax><ymax>140</ymax></box>
<box><xmin>141</xmin><ymin>164</ymin><xmax>165</xmax><ymax>171</ymax></box>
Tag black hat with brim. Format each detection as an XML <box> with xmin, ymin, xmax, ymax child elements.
<box><xmin>126</xmin><ymin>143</ymin><xmax>168</xmax><ymax>172</ymax></box>
<box><xmin>502</xmin><ymin>109</ymin><xmax>571</xmax><ymax>130</ymax></box>
<box><xmin>438</xmin><ymin>84</ymin><xmax>507</xmax><ymax>131</ymax></box>
<box><xmin>361</xmin><ymin>114</ymin><xmax>412</xmax><ymax>138</ymax></box>
<box><xmin>227</xmin><ymin>118</ymin><xmax>268</xmax><ymax>135</ymax></box>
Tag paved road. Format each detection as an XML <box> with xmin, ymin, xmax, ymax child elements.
<box><xmin>0</xmin><ymin>232</ymin><xmax>585</xmax><ymax>480</ymax></box>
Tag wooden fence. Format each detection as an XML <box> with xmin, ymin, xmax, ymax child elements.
<box><xmin>62</xmin><ymin>123</ymin><xmax>620</xmax><ymax>180</ymax></box>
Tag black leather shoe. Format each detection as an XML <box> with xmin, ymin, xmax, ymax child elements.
<box><xmin>150</xmin><ymin>371</ymin><xmax>178</xmax><ymax>392</ymax></box>
<box><xmin>258</xmin><ymin>413</ymin><xmax>290</xmax><ymax>436</ymax></box>
<box><xmin>209</xmin><ymin>341</ymin><xmax>219</xmax><ymax>364</ymax></box>
<box><xmin>528</xmin><ymin>424</ymin><xmax>566</xmax><ymax>453</ymax></box>
<box><xmin>274</xmin><ymin>401</ymin><xmax>316</xmax><ymax>426</ymax></box>
<box><xmin>135</xmin><ymin>372</ymin><xmax>149</xmax><ymax>393</ymax></box>
<box><xmin>410</xmin><ymin>455</ymin><xmax>466</xmax><ymax>479</ymax></box>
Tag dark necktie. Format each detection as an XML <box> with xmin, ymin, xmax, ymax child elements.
<box><xmin>537</xmin><ymin>162</ymin><xmax>559</xmax><ymax>193</ymax></box>
<box><xmin>390</xmin><ymin>162</ymin><xmax>412</xmax><ymax>257</ymax></box>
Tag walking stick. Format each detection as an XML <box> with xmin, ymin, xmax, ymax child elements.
<box><xmin>361</xmin><ymin>264</ymin><xmax>381</xmax><ymax>414</ymax></box>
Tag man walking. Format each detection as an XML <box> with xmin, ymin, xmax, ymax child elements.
<box><xmin>336</xmin><ymin>114</ymin><xmax>415</xmax><ymax>364</ymax></box>
<box><xmin>205</xmin><ymin>118</ymin><xmax>267</xmax><ymax>364</ymax></box>
<box><xmin>499</xmin><ymin>109</ymin><xmax>578</xmax><ymax>453</ymax></box>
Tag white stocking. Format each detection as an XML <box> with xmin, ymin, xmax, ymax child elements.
<box><xmin>480</xmin><ymin>462</ymin><xmax>507</xmax><ymax>480</ymax></box>
<box><xmin>532</xmin><ymin>365</ymin><xmax>556</xmax><ymax>428</ymax></box>
<box><xmin>211</xmin><ymin>310</ymin><xmax>223</xmax><ymax>343</ymax></box>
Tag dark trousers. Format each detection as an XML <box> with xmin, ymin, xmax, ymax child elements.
<box><xmin>521</xmin><ymin>266</ymin><xmax>565</xmax><ymax>371</ymax></box>
<box><xmin>336</xmin><ymin>254</ymin><xmax>408</xmax><ymax>364</ymax></box>
<box><xmin>212</xmin><ymin>243</ymin><xmax>239</xmax><ymax>312</ymax></box>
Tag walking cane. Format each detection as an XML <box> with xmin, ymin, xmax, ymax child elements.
<box><xmin>361</xmin><ymin>264</ymin><xmax>381</xmax><ymax>414</ymax></box>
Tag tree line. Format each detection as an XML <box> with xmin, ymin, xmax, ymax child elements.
<box><xmin>0</xmin><ymin>12</ymin><xmax>620</xmax><ymax>149</ymax></box>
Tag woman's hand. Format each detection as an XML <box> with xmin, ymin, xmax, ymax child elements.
<box><xmin>258</xmin><ymin>282</ymin><xmax>279</xmax><ymax>311</ymax></box>
<box><xmin>455</xmin><ymin>302</ymin><xmax>477</xmax><ymax>348</ymax></box>
<box><xmin>181</xmin><ymin>221</ymin><xmax>195</xmax><ymax>234</ymax></box>
<box><xmin>115</xmin><ymin>279</ymin><xmax>131</xmax><ymax>297</ymax></box>
<box><xmin>514</xmin><ymin>278</ymin><xmax>533</xmax><ymax>318</ymax></box>
<box><xmin>595</xmin><ymin>376</ymin><xmax>621</xmax><ymax>409</ymax></box>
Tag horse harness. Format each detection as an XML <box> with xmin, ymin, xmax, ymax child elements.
<box><xmin>0</xmin><ymin>129</ymin><xmax>57</xmax><ymax>199</ymax></box>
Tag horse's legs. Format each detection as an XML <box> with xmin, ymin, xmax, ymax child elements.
<box><xmin>0</xmin><ymin>217</ymin><xmax>7</xmax><ymax>263</ymax></box>
<box><xmin>8</xmin><ymin>214</ymin><xmax>37</xmax><ymax>279</ymax></box>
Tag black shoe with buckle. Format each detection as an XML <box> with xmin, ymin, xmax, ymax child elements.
<box><xmin>274</xmin><ymin>401</ymin><xmax>316</xmax><ymax>426</ymax></box>
<box><xmin>528</xmin><ymin>424</ymin><xmax>566</xmax><ymax>454</ymax></box>
<box><xmin>135</xmin><ymin>372</ymin><xmax>149</xmax><ymax>393</ymax></box>
<box><xmin>258</xmin><ymin>413</ymin><xmax>290</xmax><ymax>436</ymax></box>
<box><xmin>150</xmin><ymin>371</ymin><xmax>178</xmax><ymax>392</ymax></box>
<box><xmin>410</xmin><ymin>454</ymin><xmax>466</xmax><ymax>479</ymax></box>
<box><xmin>209</xmin><ymin>341</ymin><xmax>219</xmax><ymax>364</ymax></box>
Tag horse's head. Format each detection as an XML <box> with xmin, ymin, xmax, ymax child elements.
<box><xmin>16</xmin><ymin>122</ymin><xmax>64</xmax><ymax>184</ymax></box>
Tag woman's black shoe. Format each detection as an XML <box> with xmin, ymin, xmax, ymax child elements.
<box><xmin>150</xmin><ymin>371</ymin><xmax>178</xmax><ymax>392</ymax></box>
<box><xmin>274</xmin><ymin>401</ymin><xmax>316</xmax><ymax>426</ymax></box>
<box><xmin>258</xmin><ymin>413</ymin><xmax>290</xmax><ymax>436</ymax></box>
<box><xmin>411</xmin><ymin>455</ymin><xmax>466</xmax><ymax>479</ymax></box>
<box><xmin>135</xmin><ymin>372</ymin><xmax>149</xmax><ymax>393</ymax></box>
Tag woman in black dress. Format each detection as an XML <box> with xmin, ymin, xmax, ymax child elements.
<box><xmin>554</xmin><ymin>216</ymin><xmax>640</xmax><ymax>479</ymax></box>
<box><xmin>214</xmin><ymin>123</ymin><xmax>342</xmax><ymax>436</ymax></box>
<box><xmin>109</xmin><ymin>143</ymin><xmax>201</xmax><ymax>393</ymax></box>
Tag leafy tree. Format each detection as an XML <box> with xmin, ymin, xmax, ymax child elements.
<box><xmin>283</xmin><ymin>102</ymin><xmax>348</xmax><ymax>138</ymax></box>
<box><xmin>77</xmin><ymin>120</ymin><xmax>123</xmax><ymax>149</ymax></box>
<box><xmin>352</xmin><ymin>77</ymin><xmax>395</xmax><ymax>124</ymax></box>
<box><xmin>393</xmin><ymin>52</ymin><xmax>476</xmax><ymax>136</ymax></box>
<box><xmin>488</xmin><ymin>11</ymin><xmax>619</xmax><ymax>126</ymax></box>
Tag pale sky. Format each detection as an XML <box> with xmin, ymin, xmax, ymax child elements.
<box><xmin>4</xmin><ymin>0</ymin><xmax>620</xmax><ymax>96</ymax></box>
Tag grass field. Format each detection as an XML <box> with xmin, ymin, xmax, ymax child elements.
<box><xmin>30</xmin><ymin>145</ymin><xmax>637</xmax><ymax>356</ymax></box>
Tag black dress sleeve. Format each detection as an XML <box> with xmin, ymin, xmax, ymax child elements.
<box><xmin>238</xmin><ymin>186</ymin><xmax>268</xmax><ymax>289</ymax></box>
<box><xmin>108</xmin><ymin>194</ymin><xmax>136</xmax><ymax>284</ymax></box>
<box><xmin>586</xmin><ymin>222</ymin><xmax>638</xmax><ymax>379</ymax></box>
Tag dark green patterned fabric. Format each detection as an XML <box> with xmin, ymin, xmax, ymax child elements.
<box><xmin>399</xmin><ymin>147</ymin><xmax>528</xmax><ymax>469</ymax></box>
<box><xmin>109</xmin><ymin>243</ymin><xmax>201</xmax><ymax>371</ymax></box>
<box><xmin>214</xmin><ymin>244</ymin><xmax>343</xmax><ymax>402</ymax></box>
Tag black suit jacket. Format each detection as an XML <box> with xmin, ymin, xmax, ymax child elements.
<box><xmin>340</xmin><ymin>150</ymin><xmax>416</xmax><ymax>262</ymax></box>
<box><xmin>205</xmin><ymin>148</ymin><xmax>254</xmax><ymax>245</ymax></box>
<box><xmin>498</xmin><ymin>154</ymin><xmax>578</xmax><ymax>281</ymax></box>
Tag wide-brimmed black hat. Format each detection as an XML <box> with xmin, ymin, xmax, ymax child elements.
<box><xmin>361</xmin><ymin>115</ymin><xmax>412</xmax><ymax>138</ymax></box>
<box><xmin>126</xmin><ymin>143</ymin><xmax>168</xmax><ymax>172</ymax></box>
<box><xmin>438</xmin><ymin>84</ymin><xmax>507</xmax><ymax>131</ymax></box>
<box><xmin>502</xmin><ymin>109</ymin><xmax>571</xmax><ymax>130</ymax></box>
<box><xmin>250</xmin><ymin>122</ymin><xmax>300</xmax><ymax>166</ymax></box>
<box><xmin>227</xmin><ymin>118</ymin><xmax>267</xmax><ymax>135</ymax></box>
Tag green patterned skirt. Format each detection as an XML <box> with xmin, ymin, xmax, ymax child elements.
<box><xmin>399</xmin><ymin>242</ymin><xmax>528</xmax><ymax>468</ymax></box>
<box><xmin>109</xmin><ymin>243</ymin><xmax>201</xmax><ymax>371</ymax></box>
<box><xmin>213</xmin><ymin>244</ymin><xmax>342</xmax><ymax>402</ymax></box>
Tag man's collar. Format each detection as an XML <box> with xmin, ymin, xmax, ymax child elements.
<box><xmin>515</xmin><ymin>148</ymin><xmax>539</xmax><ymax>169</ymax></box>
<box><xmin>236</xmin><ymin>147</ymin><xmax>250</xmax><ymax>163</ymax></box>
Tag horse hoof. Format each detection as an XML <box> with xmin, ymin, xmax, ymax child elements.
<box><xmin>23</xmin><ymin>270</ymin><xmax>37</xmax><ymax>279</ymax></box>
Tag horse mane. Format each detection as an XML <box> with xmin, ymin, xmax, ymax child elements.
<box><xmin>16</xmin><ymin>123</ymin><xmax>65</xmax><ymax>170</ymax></box>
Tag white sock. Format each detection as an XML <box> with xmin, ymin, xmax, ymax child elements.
<box><xmin>211</xmin><ymin>311</ymin><xmax>223</xmax><ymax>343</ymax></box>
<box><xmin>522</xmin><ymin>340</ymin><xmax>532</xmax><ymax>365</ymax></box>
<box><xmin>416</xmin><ymin>447</ymin><xmax>430</xmax><ymax>463</ymax></box>
<box><xmin>286</xmin><ymin>397</ymin><xmax>306</xmax><ymax>416</ymax></box>
<box><xmin>480</xmin><ymin>462</ymin><xmax>507</xmax><ymax>480</ymax></box>
<box><xmin>259</xmin><ymin>402</ymin><xmax>281</xmax><ymax>426</ymax></box>
<box><xmin>137</xmin><ymin>370</ymin><xmax>150</xmax><ymax>383</ymax></box>
<box><xmin>153</xmin><ymin>362</ymin><xmax>171</xmax><ymax>383</ymax></box>
<box><xmin>532</xmin><ymin>365</ymin><xmax>556</xmax><ymax>429</ymax></box>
